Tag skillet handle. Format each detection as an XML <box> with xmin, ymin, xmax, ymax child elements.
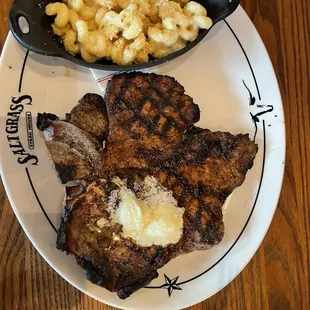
<box><xmin>204</xmin><ymin>0</ymin><xmax>240</xmax><ymax>24</ymax></box>
<box><xmin>9</xmin><ymin>0</ymin><xmax>63</xmax><ymax>57</ymax></box>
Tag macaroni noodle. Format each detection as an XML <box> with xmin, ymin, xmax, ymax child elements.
<box><xmin>46</xmin><ymin>0</ymin><xmax>213</xmax><ymax>64</ymax></box>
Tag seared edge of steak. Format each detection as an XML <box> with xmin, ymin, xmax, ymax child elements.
<box><xmin>36</xmin><ymin>113</ymin><xmax>105</xmax><ymax>183</ymax></box>
<box><xmin>66</xmin><ymin>93</ymin><xmax>108</xmax><ymax>142</ymax></box>
<box><xmin>37</xmin><ymin>112</ymin><xmax>59</xmax><ymax>131</ymax></box>
<box><xmin>74</xmin><ymin>256</ymin><xmax>159</xmax><ymax>300</ymax></box>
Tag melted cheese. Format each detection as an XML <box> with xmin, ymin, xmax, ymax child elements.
<box><xmin>110</xmin><ymin>176</ymin><xmax>184</xmax><ymax>247</ymax></box>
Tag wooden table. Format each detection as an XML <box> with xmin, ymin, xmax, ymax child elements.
<box><xmin>0</xmin><ymin>1</ymin><xmax>309</xmax><ymax>309</ymax></box>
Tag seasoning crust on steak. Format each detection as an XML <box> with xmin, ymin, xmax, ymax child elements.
<box><xmin>37</xmin><ymin>72</ymin><xmax>258</xmax><ymax>299</ymax></box>
<box><xmin>104</xmin><ymin>72</ymin><xmax>200</xmax><ymax>170</ymax></box>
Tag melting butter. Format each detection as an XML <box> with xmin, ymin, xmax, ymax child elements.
<box><xmin>110</xmin><ymin>176</ymin><xmax>184</xmax><ymax>247</ymax></box>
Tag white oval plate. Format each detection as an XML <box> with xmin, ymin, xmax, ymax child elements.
<box><xmin>0</xmin><ymin>6</ymin><xmax>285</xmax><ymax>310</ymax></box>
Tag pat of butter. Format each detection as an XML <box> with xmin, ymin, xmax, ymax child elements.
<box><xmin>115</xmin><ymin>193</ymin><xmax>144</xmax><ymax>231</ymax></box>
<box><xmin>110</xmin><ymin>176</ymin><xmax>184</xmax><ymax>247</ymax></box>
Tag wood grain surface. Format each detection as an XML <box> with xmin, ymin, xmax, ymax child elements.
<box><xmin>0</xmin><ymin>0</ymin><xmax>309</xmax><ymax>309</ymax></box>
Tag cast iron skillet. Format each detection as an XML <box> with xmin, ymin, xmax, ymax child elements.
<box><xmin>9</xmin><ymin>0</ymin><xmax>240</xmax><ymax>71</ymax></box>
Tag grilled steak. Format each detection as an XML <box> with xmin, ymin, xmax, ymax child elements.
<box><xmin>37</xmin><ymin>113</ymin><xmax>104</xmax><ymax>183</ymax></box>
<box><xmin>57</xmin><ymin>128</ymin><xmax>257</xmax><ymax>299</ymax></box>
<box><xmin>57</xmin><ymin>178</ymin><xmax>165</xmax><ymax>299</ymax></box>
<box><xmin>65</xmin><ymin>93</ymin><xmax>108</xmax><ymax>142</ymax></box>
<box><xmin>37</xmin><ymin>72</ymin><xmax>258</xmax><ymax>299</ymax></box>
<box><xmin>104</xmin><ymin>72</ymin><xmax>200</xmax><ymax>170</ymax></box>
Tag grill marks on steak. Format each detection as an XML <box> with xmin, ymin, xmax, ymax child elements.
<box><xmin>106</xmin><ymin>73</ymin><xmax>200</xmax><ymax>141</ymax></box>
<box><xmin>56</xmin><ymin>129</ymin><xmax>257</xmax><ymax>298</ymax></box>
<box><xmin>104</xmin><ymin>72</ymin><xmax>200</xmax><ymax>170</ymax></box>
<box><xmin>37</xmin><ymin>72</ymin><xmax>258</xmax><ymax>299</ymax></box>
<box><xmin>140</xmin><ymin>129</ymin><xmax>258</xmax><ymax>194</ymax></box>
<box><xmin>153</xmin><ymin>129</ymin><xmax>258</xmax><ymax>249</ymax></box>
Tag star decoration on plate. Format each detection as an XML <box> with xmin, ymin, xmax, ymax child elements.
<box><xmin>161</xmin><ymin>274</ymin><xmax>182</xmax><ymax>297</ymax></box>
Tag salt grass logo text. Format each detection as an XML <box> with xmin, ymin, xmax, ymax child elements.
<box><xmin>5</xmin><ymin>95</ymin><xmax>38</xmax><ymax>165</ymax></box>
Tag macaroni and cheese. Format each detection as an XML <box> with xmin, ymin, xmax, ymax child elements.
<box><xmin>46</xmin><ymin>0</ymin><xmax>213</xmax><ymax>65</ymax></box>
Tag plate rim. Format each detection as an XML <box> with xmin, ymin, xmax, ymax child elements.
<box><xmin>0</xmin><ymin>6</ymin><xmax>286</xmax><ymax>309</ymax></box>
